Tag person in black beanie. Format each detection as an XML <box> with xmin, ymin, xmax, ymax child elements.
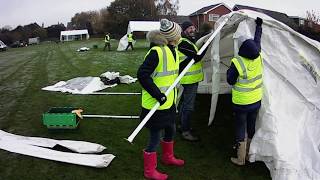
<box><xmin>177</xmin><ymin>21</ymin><xmax>208</xmax><ymax>141</ymax></box>
<box><xmin>227</xmin><ymin>17</ymin><xmax>263</xmax><ymax>166</ymax></box>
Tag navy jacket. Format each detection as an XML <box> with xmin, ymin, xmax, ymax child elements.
<box><xmin>227</xmin><ymin>23</ymin><xmax>262</xmax><ymax>112</ymax></box>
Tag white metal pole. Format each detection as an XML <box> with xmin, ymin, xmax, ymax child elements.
<box><xmin>85</xmin><ymin>92</ymin><xmax>141</xmax><ymax>95</ymax></box>
<box><xmin>83</xmin><ymin>115</ymin><xmax>139</xmax><ymax>119</ymax></box>
<box><xmin>125</xmin><ymin>16</ymin><xmax>231</xmax><ymax>143</ymax></box>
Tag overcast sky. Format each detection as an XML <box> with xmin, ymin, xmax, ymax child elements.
<box><xmin>0</xmin><ymin>0</ymin><xmax>319</xmax><ymax>28</ymax></box>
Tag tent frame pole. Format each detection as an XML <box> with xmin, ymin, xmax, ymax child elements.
<box><xmin>83</xmin><ymin>115</ymin><xmax>139</xmax><ymax>119</ymax></box>
<box><xmin>84</xmin><ymin>92</ymin><xmax>140</xmax><ymax>95</ymax></box>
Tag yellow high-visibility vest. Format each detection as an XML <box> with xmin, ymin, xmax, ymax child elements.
<box><xmin>231</xmin><ymin>55</ymin><xmax>263</xmax><ymax>105</ymax></box>
<box><xmin>127</xmin><ymin>33</ymin><xmax>133</xmax><ymax>43</ymax></box>
<box><xmin>105</xmin><ymin>35</ymin><xmax>110</xmax><ymax>42</ymax></box>
<box><xmin>178</xmin><ymin>38</ymin><xmax>203</xmax><ymax>84</ymax></box>
<box><xmin>142</xmin><ymin>46</ymin><xmax>179</xmax><ymax>110</ymax></box>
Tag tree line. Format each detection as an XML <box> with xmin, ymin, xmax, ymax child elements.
<box><xmin>1</xmin><ymin>1</ymin><xmax>320</xmax><ymax>46</ymax></box>
<box><xmin>69</xmin><ymin>0</ymin><xmax>179</xmax><ymax>37</ymax></box>
<box><xmin>0</xmin><ymin>0</ymin><xmax>179</xmax><ymax>45</ymax></box>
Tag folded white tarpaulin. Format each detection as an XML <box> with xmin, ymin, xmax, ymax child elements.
<box><xmin>77</xmin><ymin>47</ymin><xmax>90</xmax><ymax>52</ymax></box>
<box><xmin>0</xmin><ymin>130</ymin><xmax>106</xmax><ymax>153</ymax></box>
<box><xmin>201</xmin><ymin>10</ymin><xmax>320</xmax><ymax>180</ymax></box>
<box><xmin>117</xmin><ymin>21</ymin><xmax>160</xmax><ymax>51</ymax></box>
<box><xmin>0</xmin><ymin>140</ymin><xmax>115</xmax><ymax>168</ymax></box>
<box><xmin>0</xmin><ymin>130</ymin><xmax>115</xmax><ymax>168</ymax></box>
<box><xmin>42</xmin><ymin>71</ymin><xmax>137</xmax><ymax>94</ymax></box>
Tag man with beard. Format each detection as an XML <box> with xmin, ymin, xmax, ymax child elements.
<box><xmin>177</xmin><ymin>21</ymin><xmax>207</xmax><ymax>141</ymax></box>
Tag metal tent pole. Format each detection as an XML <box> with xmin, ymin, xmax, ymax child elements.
<box><xmin>84</xmin><ymin>92</ymin><xmax>141</xmax><ymax>95</ymax></box>
<box><xmin>83</xmin><ymin>115</ymin><xmax>139</xmax><ymax>119</ymax></box>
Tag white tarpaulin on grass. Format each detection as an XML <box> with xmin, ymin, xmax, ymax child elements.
<box><xmin>0</xmin><ymin>130</ymin><xmax>115</xmax><ymax>168</ymax></box>
<box><xmin>0</xmin><ymin>130</ymin><xmax>106</xmax><ymax>153</ymax></box>
<box><xmin>117</xmin><ymin>21</ymin><xmax>160</xmax><ymax>51</ymax></box>
<box><xmin>201</xmin><ymin>10</ymin><xmax>320</xmax><ymax>180</ymax></box>
<box><xmin>42</xmin><ymin>72</ymin><xmax>137</xmax><ymax>94</ymax></box>
<box><xmin>77</xmin><ymin>47</ymin><xmax>90</xmax><ymax>52</ymax></box>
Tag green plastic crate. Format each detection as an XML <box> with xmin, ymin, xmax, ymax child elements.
<box><xmin>43</xmin><ymin>107</ymin><xmax>80</xmax><ymax>129</ymax></box>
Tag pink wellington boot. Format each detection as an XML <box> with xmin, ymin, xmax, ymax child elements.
<box><xmin>143</xmin><ymin>150</ymin><xmax>168</xmax><ymax>180</ymax></box>
<box><xmin>161</xmin><ymin>140</ymin><xmax>184</xmax><ymax>166</ymax></box>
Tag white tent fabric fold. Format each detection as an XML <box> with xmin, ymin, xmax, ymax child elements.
<box><xmin>0</xmin><ymin>130</ymin><xmax>106</xmax><ymax>153</ymax></box>
<box><xmin>203</xmin><ymin>10</ymin><xmax>320</xmax><ymax>180</ymax></box>
<box><xmin>117</xmin><ymin>21</ymin><xmax>160</xmax><ymax>51</ymax></box>
<box><xmin>0</xmin><ymin>130</ymin><xmax>115</xmax><ymax>168</ymax></box>
<box><xmin>0</xmin><ymin>140</ymin><xmax>115</xmax><ymax>168</ymax></box>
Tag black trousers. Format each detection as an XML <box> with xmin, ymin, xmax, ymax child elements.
<box><xmin>103</xmin><ymin>42</ymin><xmax>110</xmax><ymax>51</ymax></box>
<box><xmin>125</xmin><ymin>42</ymin><xmax>134</xmax><ymax>50</ymax></box>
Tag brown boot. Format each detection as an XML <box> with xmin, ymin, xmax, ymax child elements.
<box><xmin>231</xmin><ymin>141</ymin><xmax>246</xmax><ymax>165</ymax></box>
<box><xmin>246</xmin><ymin>138</ymin><xmax>252</xmax><ymax>161</ymax></box>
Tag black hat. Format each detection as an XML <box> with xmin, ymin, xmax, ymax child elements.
<box><xmin>181</xmin><ymin>21</ymin><xmax>194</xmax><ymax>31</ymax></box>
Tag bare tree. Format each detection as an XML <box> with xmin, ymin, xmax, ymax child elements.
<box><xmin>306</xmin><ymin>10</ymin><xmax>320</xmax><ymax>24</ymax></box>
<box><xmin>70</xmin><ymin>11</ymin><xmax>100</xmax><ymax>34</ymax></box>
<box><xmin>1</xmin><ymin>25</ymin><xmax>12</xmax><ymax>31</ymax></box>
<box><xmin>106</xmin><ymin>0</ymin><xmax>159</xmax><ymax>36</ymax></box>
<box><xmin>298</xmin><ymin>10</ymin><xmax>320</xmax><ymax>42</ymax></box>
<box><xmin>155</xmin><ymin>0</ymin><xmax>179</xmax><ymax>16</ymax></box>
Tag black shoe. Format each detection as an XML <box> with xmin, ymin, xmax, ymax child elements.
<box><xmin>181</xmin><ymin>131</ymin><xmax>199</xmax><ymax>142</ymax></box>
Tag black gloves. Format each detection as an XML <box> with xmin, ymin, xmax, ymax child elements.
<box><xmin>156</xmin><ymin>93</ymin><xmax>167</xmax><ymax>105</ymax></box>
<box><xmin>255</xmin><ymin>17</ymin><xmax>263</xmax><ymax>26</ymax></box>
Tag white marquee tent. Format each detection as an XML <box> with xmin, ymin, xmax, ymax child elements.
<box><xmin>199</xmin><ymin>10</ymin><xmax>320</xmax><ymax>180</ymax></box>
<box><xmin>117</xmin><ymin>21</ymin><xmax>160</xmax><ymax>51</ymax></box>
<box><xmin>60</xmin><ymin>29</ymin><xmax>89</xmax><ymax>42</ymax></box>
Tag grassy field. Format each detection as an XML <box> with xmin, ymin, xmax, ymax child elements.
<box><xmin>0</xmin><ymin>38</ymin><xmax>271</xmax><ymax>180</ymax></box>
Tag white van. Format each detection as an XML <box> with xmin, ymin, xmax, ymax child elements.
<box><xmin>0</xmin><ymin>40</ymin><xmax>7</xmax><ymax>51</ymax></box>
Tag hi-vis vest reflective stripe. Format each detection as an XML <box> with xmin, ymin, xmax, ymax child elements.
<box><xmin>105</xmin><ymin>35</ymin><xmax>110</xmax><ymax>42</ymax></box>
<box><xmin>142</xmin><ymin>46</ymin><xmax>179</xmax><ymax>110</ymax></box>
<box><xmin>128</xmin><ymin>34</ymin><xmax>133</xmax><ymax>42</ymax></box>
<box><xmin>231</xmin><ymin>55</ymin><xmax>263</xmax><ymax>105</ymax></box>
<box><xmin>178</xmin><ymin>38</ymin><xmax>204</xmax><ymax>84</ymax></box>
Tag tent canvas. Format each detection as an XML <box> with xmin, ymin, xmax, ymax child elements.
<box><xmin>60</xmin><ymin>29</ymin><xmax>89</xmax><ymax>42</ymax></box>
<box><xmin>117</xmin><ymin>21</ymin><xmax>160</xmax><ymax>51</ymax></box>
<box><xmin>201</xmin><ymin>10</ymin><xmax>320</xmax><ymax>180</ymax></box>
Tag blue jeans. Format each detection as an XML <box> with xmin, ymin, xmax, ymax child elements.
<box><xmin>179</xmin><ymin>83</ymin><xmax>198</xmax><ymax>132</ymax></box>
<box><xmin>234</xmin><ymin>109</ymin><xmax>259</xmax><ymax>142</ymax></box>
<box><xmin>145</xmin><ymin>124</ymin><xmax>176</xmax><ymax>152</ymax></box>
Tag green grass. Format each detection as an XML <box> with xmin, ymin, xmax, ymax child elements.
<box><xmin>0</xmin><ymin>38</ymin><xmax>271</xmax><ymax>180</ymax></box>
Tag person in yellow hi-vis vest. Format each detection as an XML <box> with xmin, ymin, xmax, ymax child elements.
<box><xmin>227</xmin><ymin>17</ymin><xmax>263</xmax><ymax>166</ymax></box>
<box><xmin>137</xmin><ymin>19</ymin><xmax>187</xmax><ymax>180</ymax></box>
<box><xmin>177</xmin><ymin>21</ymin><xmax>208</xmax><ymax>142</ymax></box>
<box><xmin>103</xmin><ymin>32</ymin><xmax>111</xmax><ymax>51</ymax></box>
<box><xmin>125</xmin><ymin>32</ymin><xmax>134</xmax><ymax>50</ymax></box>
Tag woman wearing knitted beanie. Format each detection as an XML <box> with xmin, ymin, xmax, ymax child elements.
<box><xmin>137</xmin><ymin>19</ymin><xmax>184</xmax><ymax>180</ymax></box>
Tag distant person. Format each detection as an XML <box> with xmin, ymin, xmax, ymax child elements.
<box><xmin>227</xmin><ymin>17</ymin><xmax>263</xmax><ymax>166</ymax></box>
<box><xmin>137</xmin><ymin>19</ymin><xmax>184</xmax><ymax>180</ymax></box>
<box><xmin>103</xmin><ymin>33</ymin><xmax>111</xmax><ymax>51</ymax></box>
<box><xmin>177</xmin><ymin>21</ymin><xmax>208</xmax><ymax>141</ymax></box>
<box><xmin>125</xmin><ymin>32</ymin><xmax>134</xmax><ymax>50</ymax></box>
